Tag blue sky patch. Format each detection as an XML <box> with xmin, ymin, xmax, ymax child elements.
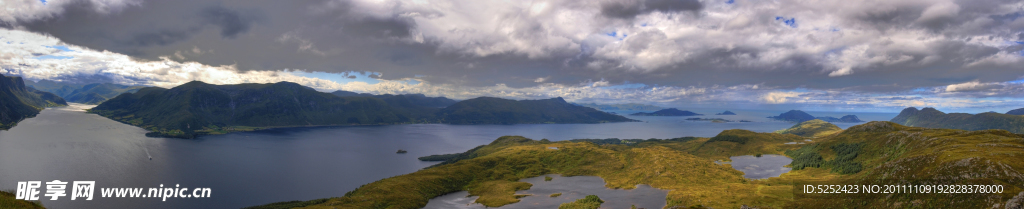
<box><xmin>46</xmin><ymin>45</ymin><xmax>72</xmax><ymax>52</ymax></box>
<box><xmin>34</xmin><ymin>55</ymin><xmax>73</xmax><ymax>60</ymax></box>
<box><xmin>40</xmin><ymin>0</ymin><xmax>46</xmax><ymax>5</ymax></box>
<box><xmin>287</xmin><ymin>70</ymin><xmax>381</xmax><ymax>85</ymax></box>
<box><xmin>726</xmin><ymin>0</ymin><xmax>734</xmax><ymax>4</ymax></box>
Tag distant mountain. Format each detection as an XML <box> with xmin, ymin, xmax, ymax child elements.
<box><xmin>630</xmin><ymin>108</ymin><xmax>702</xmax><ymax>116</ymax></box>
<box><xmin>28</xmin><ymin>80</ymin><xmax>144</xmax><ymax>104</ymax></box>
<box><xmin>890</xmin><ymin>107</ymin><xmax>1024</xmax><ymax>134</ymax></box>
<box><xmin>438</xmin><ymin>97</ymin><xmax>637</xmax><ymax>124</ymax></box>
<box><xmin>775</xmin><ymin>119</ymin><xmax>841</xmax><ymax>138</ymax></box>
<box><xmin>90</xmin><ymin>81</ymin><xmax>411</xmax><ymax>138</ymax></box>
<box><xmin>1006</xmin><ymin>108</ymin><xmax>1024</xmax><ymax>115</ymax></box>
<box><xmin>767</xmin><ymin>110</ymin><xmax>815</xmax><ymax>122</ymax></box>
<box><xmin>572</xmin><ymin>102</ymin><xmax>664</xmax><ymax>111</ymax></box>
<box><xmin>715</xmin><ymin>110</ymin><xmax>736</xmax><ymax>115</ymax></box>
<box><xmin>1</xmin><ymin>74</ymin><xmax>68</xmax><ymax>130</ymax></box>
<box><xmin>815</xmin><ymin>115</ymin><xmax>864</xmax><ymax>123</ymax></box>
<box><xmin>768</xmin><ymin>110</ymin><xmax>862</xmax><ymax>123</ymax></box>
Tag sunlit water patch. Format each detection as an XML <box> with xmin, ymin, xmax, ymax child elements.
<box><xmin>423</xmin><ymin>175</ymin><xmax>667</xmax><ymax>209</ymax></box>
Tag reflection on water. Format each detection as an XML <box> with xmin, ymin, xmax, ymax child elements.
<box><xmin>424</xmin><ymin>175</ymin><xmax>667</xmax><ymax>209</ymax></box>
<box><xmin>728</xmin><ymin>155</ymin><xmax>793</xmax><ymax>179</ymax></box>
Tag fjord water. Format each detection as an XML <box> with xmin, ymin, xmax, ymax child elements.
<box><xmin>0</xmin><ymin>105</ymin><xmax>896</xmax><ymax>209</ymax></box>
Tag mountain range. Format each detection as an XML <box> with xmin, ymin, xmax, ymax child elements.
<box><xmin>28</xmin><ymin>80</ymin><xmax>144</xmax><ymax>104</ymax></box>
<box><xmin>0</xmin><ymin>74</ymin><xmax>68</xmax><ymax>130</ymax></box>
<box><xmin>890</xmin><ymin>107</ymin><xmax>1024</xmax><ymax>134</ymax></box>
<box><xmin>89</xmin><ymin>81</ymin><xmax>634</xmax><ymax>138</ymax></box>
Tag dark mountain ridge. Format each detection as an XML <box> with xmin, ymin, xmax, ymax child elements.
<box><xmin>1</xmin><ymin>74</ymin><xmax>68</xmax><ymax>130</ymax></box>
<box><xmin>90</xmin><ymin>81</ymin><xmax>635</xmax><ymax>138</ymax></box>
<box><xmin>890</xmin><ymin>107</ymin><xmax>1024</xmax><ymax>134</ymax></box>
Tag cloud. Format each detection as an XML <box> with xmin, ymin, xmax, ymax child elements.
<box><xmin>944</xmin><ymin>81</ymin><xmax>1003</xmax><ymax>92</ymax></box>
<box><xmin>2</xmin><ymin>0</ymin><xmax>1024</xmax><ymax>113</ymax></box>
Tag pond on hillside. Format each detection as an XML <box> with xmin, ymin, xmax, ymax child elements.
<box><xmin>727</xmin><ymin>154</ymin><xmax>793</xmax><ymax>179</ymax></box>
<box><xmin>423</xmin><ymin>175</ymin><xmax>667</xmax><ymax>209</ymax></box>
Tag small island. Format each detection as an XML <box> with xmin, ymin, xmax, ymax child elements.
<box><xmin>814</xmin><ymin>115</ymin><xmax>864</xmax><ymax>123</ymax></box>
<box><xmin>630</xmin><ymin>108</ymin><xmax>702</xmax><ymax>116</ymax></box>
<box><xmin>685</xmin><ymin>117</ymin><xmax>733</xmax><ymax>123</ymax></box>
<box><xmin>396</xmin><ymin>149</ymin><xmax>408</xmax><ymax>154</ymax></box>
<box><xmin>715</xmin><ymin>110</ymin><xmax>737</xmax><ymax>115</ymax></box>
<box><xmin>768</xmin><ymin>110</ymin><xmax>862</xmax><ymax>123</ymax></box>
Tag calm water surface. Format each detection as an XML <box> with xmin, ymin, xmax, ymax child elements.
<box><xmin>728</xmin><ymin>155</ymin><xmax>794</xmax><ymax>179</ymax></box>
<box><xmin>0</xmin><ymin>104</ymin><xmax>894</xmax><ymax>208</ymax></box>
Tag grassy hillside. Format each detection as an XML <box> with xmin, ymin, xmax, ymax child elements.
<box><xmin>0</xmin><ymin>191</ymin><xmax>45</xmax><ymax>209</ymax></box>
<box><xmin>774</xmin><ymin>119</ymin><xmax>842</xmax><ymax>138</ymax></box>
<box><xmin>1</xmin><ymin>74</ymin><xmax>68</xmax><ymax>130</ymax></box>
<box><xmin>891</xmin><ymin>107</ymin><xmax>1024</xmax><ymax>134</ymax></box>
<box><xmin>437</xmin><ymin>97</ymin><xmax>636</xmax><ymax>124</ymax></box>
<box><xmin>249</xmin><ymin>122</ymin><xmax>1024</xmax><ymax>209</ymax></box>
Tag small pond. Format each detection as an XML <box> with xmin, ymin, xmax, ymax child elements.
<box><xmin>728</xmin><ymin>154</ymin><xmax>793</xmax><ymax>179</ymax></box>
<box><xmin>423</xmin><ymin>174</ymin><xmax>667</xmax><ymax>209</ymax></box>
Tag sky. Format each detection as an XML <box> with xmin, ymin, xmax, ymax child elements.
<box><xmin>1</xmin><ymin>0</ymin><xmax>1023</xmax><ymax>113</ymax></box>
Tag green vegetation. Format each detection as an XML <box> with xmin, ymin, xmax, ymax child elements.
<box><xmin>891</xmin><ymin>107</ymin><xmax>1024</xmax><ymax>133</ymax></box>
<box><xmin>1</xmin><ymin>74</ymin><xmax>68</xmax><ymax>130</ymax></box>
<box><xmin>544</xmin><ymin>176</ymin><xmax>553</xmax><ymax>181</ymax></box>
<box><xmin>0</xmin><ymin>190</ymin><xmax>44</xmax><ymax>209</ymax></box>
<box><xmin>558</xmin><ymin>195</ymin><xmax>603</xmax><ymax>209</ymax></box>
<box><xmin>549</xmin><ymin>193</ymin><xmax>561</xmax><ymax>197</ymax></box>
<box><xmin>629</xmin><ymin>108</ymin><xmax>702</xmax><ymax>116</ymax></box>
<box><xmin>774</xmin><ymin>119</ymin><xmax>841</xmax><ymax>138</ymax></box>
<box><xmin>89</xmin><ymin>81</ymin><xmax>633</xmax><ymax>138</ymax></box>
<box><xmin>438</xmin><ymin>97</ymin><xmax>636</xmax><ymax>124</ymax></box>
<box><xmin>251</xmin><ymin>121</ymin><xmax>1024</xmax><ymax>209</ymax></box>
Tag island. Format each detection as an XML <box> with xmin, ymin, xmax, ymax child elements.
<box><xmin>767</xmin><ymin>110</ymin><xmax>815</xmax><ymax>122</ymax></box>
<box><xmin>629</xmin><ymin>108</ymin><xmax>702</xmax><ymax>116</ymax></box>
<box><xmin>249</xmin><ymin>121</ymin><xmax>1024</xmax><ymax>208</ymax></box>
<box><xmin>814</xmin><ymin>115</ymin><xmax>864</xmax><ymax>123</ymax></box>
<box><xmin>88</xmin><ymin>81</ymin><xmax>635</xmax><ymax>138</ymax></box>
<box><xmin>685</xmin><ymin>117</ymin><xmax>733</xmax><ymax>123</ymax></box>
<box><xmin>715</xmin><ymin>110</ymin><xmax>737</xmax><ymax>115</ymax></box>
<box><xmin>768</xmin><ymin>110</ymin><xmax>862</xmax><ymax>123</ymax></box>
<box><xmin>0</xmin><ymin>74</ymin><xmax>68</xmax><ymax>130</ymax></box>
<box><xmin>890</xmin><ymin>107</ymin><xmax>1024</xmax><ymax>134</ymax></box>
<box><xmin>774</xmin><ymin>119</ymin><xmax>841</xmax><ymax>138</ymax></box>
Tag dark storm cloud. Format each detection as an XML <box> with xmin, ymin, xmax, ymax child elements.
<box><xmin>600</xmin><ymin>0</ymin><xmax>703</xmax><ymax>19</ymax></box>
<box><xmin>201</xmin><ymin>6</ymin><xmax>254</xmax><ymax>38</ymax></box>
